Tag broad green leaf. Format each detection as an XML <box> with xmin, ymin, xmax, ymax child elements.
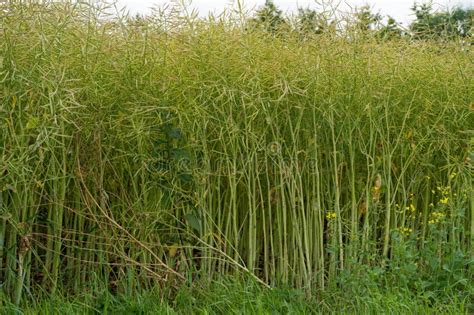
<box><xmin>185</xmin><ymin>213</ymin><xmax>201</xmax><ymax>234</ymax></box>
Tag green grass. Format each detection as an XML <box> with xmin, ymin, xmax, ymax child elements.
<box><xmin>1</xmin><ymin>275</ymin><xmax>471</xmax><ymax>314</ymax></box>
<box><xmin>0</xmin><ymin>0</ymin><xmax>472</xmax><ymax>312</ymax></box>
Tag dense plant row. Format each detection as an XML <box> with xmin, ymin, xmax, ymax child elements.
<box><xmin>0</xmin><ymin>0</ymin><xmax>472</xmax><ymax>305</ymax></box>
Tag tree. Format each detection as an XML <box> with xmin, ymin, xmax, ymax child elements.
<box><xmin>378</xmin><ymin>16</ymin><xmax>404</xmax><ymax>40</ymax></box>
<box><xmin>450</xmin><ymin>7</ymin><xmax>473</xmax><ymax>37</ymax></box>
<box><xmin>410</xmin><ymin>3</ymin><xmax>473</xmax><ymax>40</ymax></box>
<box><xmin>296</xmin><ymin>7</ymin><xmax>326</xmax><ymax>35</ymax></box>
<box><xmin>250</xmin><ymin>0</ymin><xmax>288</xmax><ymax>33</ymax></box>
<box><xmin>353</xmin><ymin>5</ymin><xmax>382</xmax><ymax>33</ymax></box>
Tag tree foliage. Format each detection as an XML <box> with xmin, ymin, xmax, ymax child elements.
<box><xmin>247</xmin><ymin>1</ymin><xmax>472</xmax><ymax>42</ymax></box>
<box><xmin>410</xmin><ymin>3</ymin><xmax>473</xmax><ymax>39</ymax></box>
<box><xmin>353</xmin><ymin>5</ymin><xmax>382</xmax><ymax>32</ymax></box>
<box><xmin>250</xmin><ymin>0</ymin><xmax>288</xmax><ymax>33</ymax></box>
<box><xmin>379</xmin><ymin>16</ymin><xmax>404</xmax><ymax>40</ymax></box>
<box><xmin>296</xmin><ymin>8</ymin><xmax>326</xmax><ymax>35</ymax></box>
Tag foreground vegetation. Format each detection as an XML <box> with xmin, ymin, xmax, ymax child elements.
<box><xmin>1</xmin><ymin>275</ymin><xmax>472</xmax><ymax>314</ymax></box>
<box><xmin>0</xmin><ymin>0</ymin><xmax>473</xmax><ymax>312</ymax></box>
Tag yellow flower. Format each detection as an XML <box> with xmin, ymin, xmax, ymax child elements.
<box><xmin>428</xmin><ymin>212</ymin><xmax>445</xmax><ymax>225</ymax></box>
<box><xmin>449</xmin><ymin>172</ymin><xmax>457</xmax><ymax>179</ymax></box>
<box><xmin>168</xmin><ymin>244</ymin><xmax>179</xmax><ymax>258</ymax></box>
<box><xmin>399</xmin><ymin>227</ymin><xmax>413</xmax><ymax>235</ymax></box>
<box><xmin>409</xmin><ymin>204</ymin><xmax>416</xmax><ymax>212</ymax></box>
<box><xmin>439</xmin><ymin>197</ymin><xmax>449</xmax><ymax>204</ymax></box>
<box><xmin>326</xmin><ymin>211</ymin><xmax>337</xmax><ymax>220</ymax></box>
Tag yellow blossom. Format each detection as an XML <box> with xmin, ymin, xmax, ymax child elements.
<box><xmin>439</xmin><ymin>197</ymin><xmax>449</xmax><ymax>204</ymax></box>
<box><xmin>399</xmin><ymin>227</ymin><xmax>413</xmax><ymax>235</ymax></box>
<box><xmin>326</xmin><ymin>211</ymin><xmax>337</xmax><ymax>220</ymax></box>
<box><xmin>428</xmin><ymin>212</ymin><xmax>445</xmax><ymax>225</ymax></box>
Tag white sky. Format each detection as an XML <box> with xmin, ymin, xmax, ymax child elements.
<box><xmin>116</xmin><ymin>0</ymin><xmax>473</xmax><ymax>25</ymax></box>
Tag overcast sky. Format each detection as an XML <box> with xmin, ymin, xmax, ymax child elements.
<box><xmin>116</xmin><ymin>0</ymin><xmax>473</xmax><ymax>25</ymax></box>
